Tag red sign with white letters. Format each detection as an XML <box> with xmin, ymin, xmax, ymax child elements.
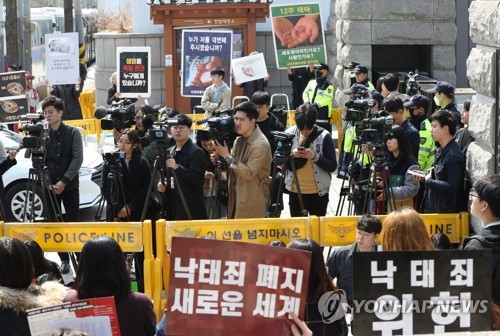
<box><xmin>166</xmin><ymin>237</ymin><xmax>311</xmax><ymax>336</ymax></box>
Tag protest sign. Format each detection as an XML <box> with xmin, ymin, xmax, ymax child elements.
<box><xmin>270</xmin><ymin>3</ymin><xmax>327</xmax><ymax>69</ymax></box>
<box><xmin>27</xmin><ymin>296</ymin><xmax>120</xmax><ymax>336</ymax></box>
<box><xmin>352</xmin><ymin>250</ymin><xmax>492</xmax><ymax>335</ymax></box>
<box><xmin>232</xmin><ymin>53</ymin><xmax>268</xmax><ymax>85</ymax></box>
<box><xmin>181</xmin><ymin>30</ymin><xmax>232</xmax><ymax>97</ymax></box>
<box><xmin>0</xmin><ymin>97</ymin><xmax>28</xmax><ymax>123</ymax></box>
<box><xmin>45</xmin><ymin>32</ymin><xmax>80</xmax><ymax>85</ymax></box>
<box><xmin>0</xmin><ymin>70</ymin><xmax>28</xmax><ymax>122</ymax></box>
<box><xmin>166</xmin><ymin>237</ymin><xmax>311</xmax><ymax>336</ymax></box>
<box><xmin>117</xmin><ymin>47</ymin><xmax>151</xmax><ymax>99</ymax></box>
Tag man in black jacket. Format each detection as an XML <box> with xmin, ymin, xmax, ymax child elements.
<box><xmin>157</xmin><ymin>114</ymin><xmax>207</xmax><ymax>220</ymax></box>
<box><xmin>42</xmin><ymin>96</ymin><xmax>83</xmax><ymax>273</ymax></box>
<box><xmin>251</xmin><ymin>91</ymin><xmax>285</xmax><ymax>157</ymax></box>
<box><xmin>464</xmin><ymin>174</ymin><xmax>500</xmax><ymax>305</ymax></box>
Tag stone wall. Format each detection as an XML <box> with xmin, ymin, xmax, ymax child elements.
<box><xmin>331</xmin><ymin>0</ymin><xmax>457</xmax><ymax>106</ymax></box>
<box><xmin>466</xmin><ymin>0</ymin><xmax>499</xmax><ymax>231</ymax></box>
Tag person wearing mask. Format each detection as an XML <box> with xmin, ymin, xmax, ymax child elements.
<box><xmin>288</xmin><ymin>239</ymin><xmax>348</xmax><ymax>336</ymax></box>
<box><xmin>383</xmin><ymin>97</ymin><xmax>420</xmax><ymax>159</ymax></box>
<box><xmin>201</xmin><ymin>67</ymin><xmax>231</xmax><ymax>119</ymax></box>
<box><xmin>43</xmin><ymin>96</ymin><xmax>83</xmax><ymax>274</ymax></box>
<box><xmin>378</xmin><ymin>126</ymin><xmax>420</xmax><ymax>210</ymax></box>
<box><xmin>354</xmin><ymin>65</ymin><xmax>375</xmax><ymax>90</ymax></box>
<box><xmin>413</xmin><ymin>109</ymin><xmax>464</xmax><ymax>213</ymax></box>
<box><xmin>427</xmin><ymin>81</ymin><xmax>461</xmax><ymax>127</ymax></box>
<box><xmin>157</xmin><ymin>114</ymin><xmax>207</xmax><ymax>220</ymax></box>
<box><xmin>286</xmin><ymin>64</ymin><xmax>314</xmax><ymax>109</ymax></box>
<box><xmin>284</xmin><ymin>104</ymin><xmax>337</xmax><ymax>217</ymax></box>
<box><xmin>213</xmin><ymin>102</ymin><xmax>272</xmax><ymax>219</ymax></box>
<box><xmin>63</xmin><ymin>235</ymin><xmax>156</xmax><ymax>336</ymax></box>
<box><xmin>302</xmin><ymin>63</ymin><xmax>334</xmax><ymax>133</ymax></box>
<box><xmin>327</xmin><ymin>214</ymin><xmax>382</xmax><ymax>308</ymax></box>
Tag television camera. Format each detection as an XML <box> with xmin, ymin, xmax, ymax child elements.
<box><xmin>196</xmin><ymin>109</ymin><xmax>236</xmax><ymax>145</ymax></box>
<box><xmin>94</xmin><ymin>99</ymin><xmax>136</xmax><ymax>131</ymax></box>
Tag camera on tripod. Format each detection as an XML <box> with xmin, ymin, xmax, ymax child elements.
<box><xmin>345</xmin><ymin>89</ymin><xmax>375</xmax><ymax>122</ymax></box>
<box><xmin>94</xmin><ymin>99</ymin><xmax>136</xmax><ymax>131</ymax></box>
<box><xmin>196</xmin><ymin>109</ymin><xmax>236</xmax><ymax>145</ymax></box>
<box><xmin>271</xmin><ymin>130</ymin><xmax>295</xmax><ymax>153</ymax></box>
<box><xmin>405</xmin><ymin>71</ymin><xmax>420</xmax><ymax>96</ymax></box>
<box><xmin>360</xmin><ymin>115</ymin><xmax>394</xmax><ymax>145</ymax></box>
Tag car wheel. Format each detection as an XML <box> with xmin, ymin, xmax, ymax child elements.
<box><xmin>6</xmin><ymin>183</ymin><xmax>44</xmax><ymax>222</ymax></box>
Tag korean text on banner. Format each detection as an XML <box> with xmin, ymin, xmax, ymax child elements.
<box><xmin>117</xmin><ymin>47</ymin><xmax>151</xmax><ymax>99</ymax></box>
<box><xmin>45</xmin><ymin>32</ymin><xmax>80</xmax><ymax>85</ymax></box>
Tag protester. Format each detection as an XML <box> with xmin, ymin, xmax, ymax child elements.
<box><xmin>64</xmin><ymin>235</ymin><xmax>156</xmax><ymax>336</ymax></box>
<box><xmin>0</xmin><ymin>149</ymin><xmax>17</xmax><ymax>220</ymax></box>
<box><xmin>463</xmin><ymin>174</ymin><xmax>500</xmax><ymax>305</ymax></box>
<box><xmin>288</xmin><ymin>238</ymin><xmax>348</xmax><ymax>336</ymax></box>
<box><xmin>25</xmin><ymin>71</ymin><xmax>39</xmax><ymax>113</ymax></box>
<box><xmin>43</xmin><ymin>96</ymin><xmax>83</xmax><ymax>274</ymax></box>
<box><xmin>327</xmin><ymin>214</ymin><xmax>382</xmax><ymax>307</ymax></box>
<box><xmin>213</xmin><ymin>102</ymin><xmax>272</xmax><ymax>218</ymax></box>
<box><xmin>201</xmin><ymin>67</ymin><xmax>231</xmax><ymax>119</ymax></box>
<box><xmin>236</xmin><ymin>51</ymin><xmax>269</xmax><ymax>100</ymax></box>
<box><xmin>24</xmin><ymin>240</ymin><xmax>62</xmax><ymax>283</ymax></box>
<box><xmin>286</xmin><ymin>65</ymin><xmax>314</xmax><ymax>109</ymax></box>
<box><xmin>381</xmin><ymin>208</ymin><xmax>434</xmax><ymax>251</ymax></box>
<box><xmin>284</xmin><ymin>104</ymin><xmax>337</xmax><ymax>216</ymax></box>
<box><xmin>0</xmin><ymin>237</ymin><xmax>68</xmax><ymax>336</ymax></box>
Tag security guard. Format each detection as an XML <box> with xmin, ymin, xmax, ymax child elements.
<box><xmin>404</xmin><ymin>95</ymin><xmax>435</xmax><ymax>173</ymax></box>
<box><xmin>302</xmin><ymin>63</ymin><xmax>334</xmax><ymax>133</ymax></box>
<box><xmin>354</xmin><ymin>65</ymin><xmax>375</xmax><ymax>91</ymax></box>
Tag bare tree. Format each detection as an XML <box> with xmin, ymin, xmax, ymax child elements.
<box><xmin>5</xmin><ymin>0</ymin><xmax>19</xmax><ymax>68</ymax></box>
<box><xmin>64</xmin><ymin>0</ymin><xmax>73</xmax><ymax>32</ymax></box>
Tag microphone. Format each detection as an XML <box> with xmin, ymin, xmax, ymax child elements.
<box><xmin>94</xmin><ymin>106</ymin><xmax>108</xmax><ymax>119</ymax></box>
<box><xmin>196</xmin><ymin>117</ymin><xmax>209</xmax><ymax>125</ymax></box>
<box><xmin>142</xmin><ymin>114</ymin><xmax>155</xmax><ymax>129</ymax></box>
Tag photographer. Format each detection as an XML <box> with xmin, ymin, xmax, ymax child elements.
<box><xmin>0</xmin><ymin>150</ymin><xmax>17</xmax><ymax>220</ymax></box>
<box><xmin>43</xmin><ymin>96</ymin><xmax>83</xmax><ymax>274</ymax></box>
<box><xmin>213</xmin><ymin>102</ymin><xmax>272</xmax><ymax>219</ymax></box>
<box><xmin>157</xmin><ymin>114</ymin><xmax>207</xmax><ymax>220</ymax></box>
<box><xmin>142</xmin><ymin>108</ymin><xmax>178</xmax><ymax>168</ymax></box>
<box><xmin>201</xmin><ymin>67</ymin><xmax>231</xmax><ymax>119</ymax></box>
<box><xmin>302</xmin><ymin>63</ymin><xmax>334</xmax><ymax>133</ymax></box>
<box><xmin>285</xmin><ymin>103</ymin><xmax>337</xmax><ymax>217</ymax></box>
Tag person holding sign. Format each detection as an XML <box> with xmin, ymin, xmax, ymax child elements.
<box><xmin>201</xmin><ymin>67</ymin><xmax>231</xmax><ymax>119</ymax></box>
<box><xmin>236</xmin><ymin>51</ymin><xmax>269</xmax><ymax>100</ymax></box>
<box><xmin>25</xmin><ymin>71</ymin><xmax>39</xmax><ymax>113</ymax></box>
<box><xmin>302</xmin><ymin>63</ymin><xmax>334</xmax><ymax>133</ymax></box>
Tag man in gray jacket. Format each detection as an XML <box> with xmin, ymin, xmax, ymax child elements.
<box><xmin>201</xmin><ymin>67</ymin><xmax>231</xmax><ymax>119</ymax></box>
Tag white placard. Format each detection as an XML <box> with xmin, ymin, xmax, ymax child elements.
<box><xmin>232</xmin><ymin>53</ymin><xmax>269</xmax><ymax>85</ymax></box>
<box><xmin>45</xmin><ymin>32</ymin><xmax>80</xmax><ymax>85</ymax></box>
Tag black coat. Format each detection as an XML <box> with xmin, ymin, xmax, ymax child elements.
<box><xmin>166</xmin><ymin>139</ymin><xmax>207</xmax><ymax>220</ymax></box>
<box><xmin>51</xmin><ymin>84</ymin><xmax>83</xmax><ymax>120</ymax></box>
<box><xmin>101</xmin><ymin>152</ymin><xmax>151</xmax><ymax>221</ymax></box>
<box><xmin>0</xmin><ymin>157</ymin><xmax>16</xmax><ymax>220</ymax></box>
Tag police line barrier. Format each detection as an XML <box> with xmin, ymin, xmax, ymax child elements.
<box><xmin>152</xmin><ymin>216</ymin><xmax>317</xmax><ymax>321</ymax></box>
<box><xmin>319</xmin><ymin>212</ymin><xmax>470</xmax><ymax>246</ymax></box>
<box><xmin>0</xmin><ymin>221</ymin><xmax>155</xmax><ymax>300</ymax></box>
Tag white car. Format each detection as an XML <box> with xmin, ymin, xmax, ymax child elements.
<box><xmin>0</xmin><ymin>125</ymin><xmax>102</xmax><ymax>222</ymax></box>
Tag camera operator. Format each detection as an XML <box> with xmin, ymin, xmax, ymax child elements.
<box><xmin>142</xmin><ymin>108</ymin><xmax>178</xmax><ymax>168</ymax></box>
<box><xmin>134</xmin><ymin>105</ymin><xmax>157</xmax><ymax>150</ymax></box>
<box><xmin>383</xmin><ymin>97</ymin><xmax>419</xmax><ymax>159</ymax></box>
<box><xmin>284</xmin><ymin>103</ymin><xmax>337</xmax><ymax>217</ymax></box>
<box><xmin>42</xmin><ymin>96</ymin><xmax>83</xmax><ymax>274</ymax></box>
<box><xmin>0</xmin><ymin>150</ymin><xmax>17</xmax><ymax>220</ymax></box>
<box><xmin>251</xmin><ymin>91</ymin><xmax>285</xmax><ymax>157</ymax></box>
<box><xmin>354</xmin><ymin>65</ymin><xmax>375</xmax><ymax>90</ymax></box>
<box><xmin>213</xmin><ymin>102</ymin><xmax>272</xmax><ymax>219</ymax></box>
<box><xmin>157</xmin><ymin>114</ymin><xmax>207</xmax><ymax>220</ymax></box>
<box><xmin>302</xmin><ymin>63</ymin><xmax>334</xmax><ymax>133</ymax></box>
<box><xmin>201</xmin><ymin>67</ymin><xmax>231</xmax><ymax>120</ymax></box>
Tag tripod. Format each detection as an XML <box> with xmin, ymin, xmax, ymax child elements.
<box><xmin>95</xmin><ymin>156</ymin><xmax>129</xmax><ymax>222</ymax></box>
<box><xmin>266</xmin><ymin>143</ymin><xmax>307</xmax><ymax>218</ymax></box>
<box><xmin>206</xmin><ymin>161</ymin><xmax>227</xmax><ymax>219</ymax></box>
<box><xmin>358</xmin><ymin>155</ymin><xmax>396</xmax><ymax>215</ymax></box>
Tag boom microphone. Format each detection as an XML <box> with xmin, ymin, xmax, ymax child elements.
<box><xmin>94</xmin><ymin>106</ymin><xmax>108</xmax><ymax>119</ymax></box>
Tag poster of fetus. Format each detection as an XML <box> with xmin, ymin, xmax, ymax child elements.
<box><xmin>181</xmin><ymin>30</ymin><xmax>233</xmax><ymax>97</ymax></box>
<box><xmin>270</xmin><ymin>3</ymin><xmax>327</xmax><ymax>69</ymax></box>
<box><xmin>45</xmin><ymin>32</ymin><xmax>80</xmax><ymax>85</ymax></box>
<box><xmin>231</xmin><ymin>53</ymin><xmax>268</xmax><ymax>85</ymax></box>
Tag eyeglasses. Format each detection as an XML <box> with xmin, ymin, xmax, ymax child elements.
<box><xmin>356</xmin><ymin>230</ymin><xmax>374</xmax><ymax>239</ymax></box>
<box><xmin>469</xmin><ymin>188</ymin><xmax>480</xmax><ymax>200</ymax></box>
<box><xmin>117</xmin><ymin>140</ymin><xmax>132</xmax><ymax>146</ymax></box>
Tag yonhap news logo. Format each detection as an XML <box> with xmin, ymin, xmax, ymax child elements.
<box><xmin>318</xmin><ymin>289</ymin><xmax>348</xmax><ymax>324</ymax></box>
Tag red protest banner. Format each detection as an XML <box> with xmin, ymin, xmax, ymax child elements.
<box><xmin>166</xmin><ymin>237</ymin><xmax>311</xmax><ymax>336</ymax></box>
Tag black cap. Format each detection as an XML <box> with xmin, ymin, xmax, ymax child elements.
<box><xmin>343</xmin><ymin>84</ymin><xmax>366</xmax><ymax>95</ymax></box>
<box><xmin>314</xmin><ymin>63</ymin><xmax>329</xmax><ymax>71</ymax></box>
<box><xmin>404</xmin><ymin>95</ymin><xmax>430</xmax><ymax>109</ymax></box>
<box><xmin>427</xmin><ymin>81</ymin><xmax>455</xmax><ymax>96</ymax></box>
<box><xmin>354</xmin><ymin>65</ymin><xmax>368</xmax><ymax>74</ymax></box>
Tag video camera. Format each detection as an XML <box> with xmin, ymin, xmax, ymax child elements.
<box><xmin>18</xmin><ymin>113</ymin><xmax>50</xmax><ymax>168</ymax></box>
<box><xmin>405</xmin><ymin>71</ymin><xmax>420</xmax><ymax>96</ymax></box>
<box><xmin>196</xmin><ymin>109</ymin><xmax>236</xmax><ymax>145</ymax></box>
<box><xmin>360</xmin><ymin>115</ymin><xmax>394</xmax><ymax>145</ymax></box>
<box><xmin>102</xmin><ymin>149</ymin><xmax>124</xmax><ymax>171</ymax></box>
<box><xmin>345</xmin><ymin>89</ymin><xmax>375</xmax><ymax>122</ymax></box>
<box><xmin>94</xmin><ymin>99</ymin><xmax>135</xmax><ymax>131</ymax></box>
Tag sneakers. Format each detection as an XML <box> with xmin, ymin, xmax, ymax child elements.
<box><xmin>60</xmin><ymin>260</ymin><xmax>71</xmax><ymax>274</ymax></box>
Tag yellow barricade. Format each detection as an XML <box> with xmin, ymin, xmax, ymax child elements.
<box><xmin>79</xmin><ymin>86</ymin><xmax>96</xmax><ymax>119</ymax></box>
<box><xmin>319</xmin><ymin>212</ymin><xmax>470</xmax><ymax>247</ymax></box>
<box><xmin>1</xmin><ymin>221</ymin><xmax>154</xmax><ymax>300</ymax></box>
<box><xmin>152</xmin><ymin>216</ymin><xmax>318</xmax><ymax>321</ymax></box>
